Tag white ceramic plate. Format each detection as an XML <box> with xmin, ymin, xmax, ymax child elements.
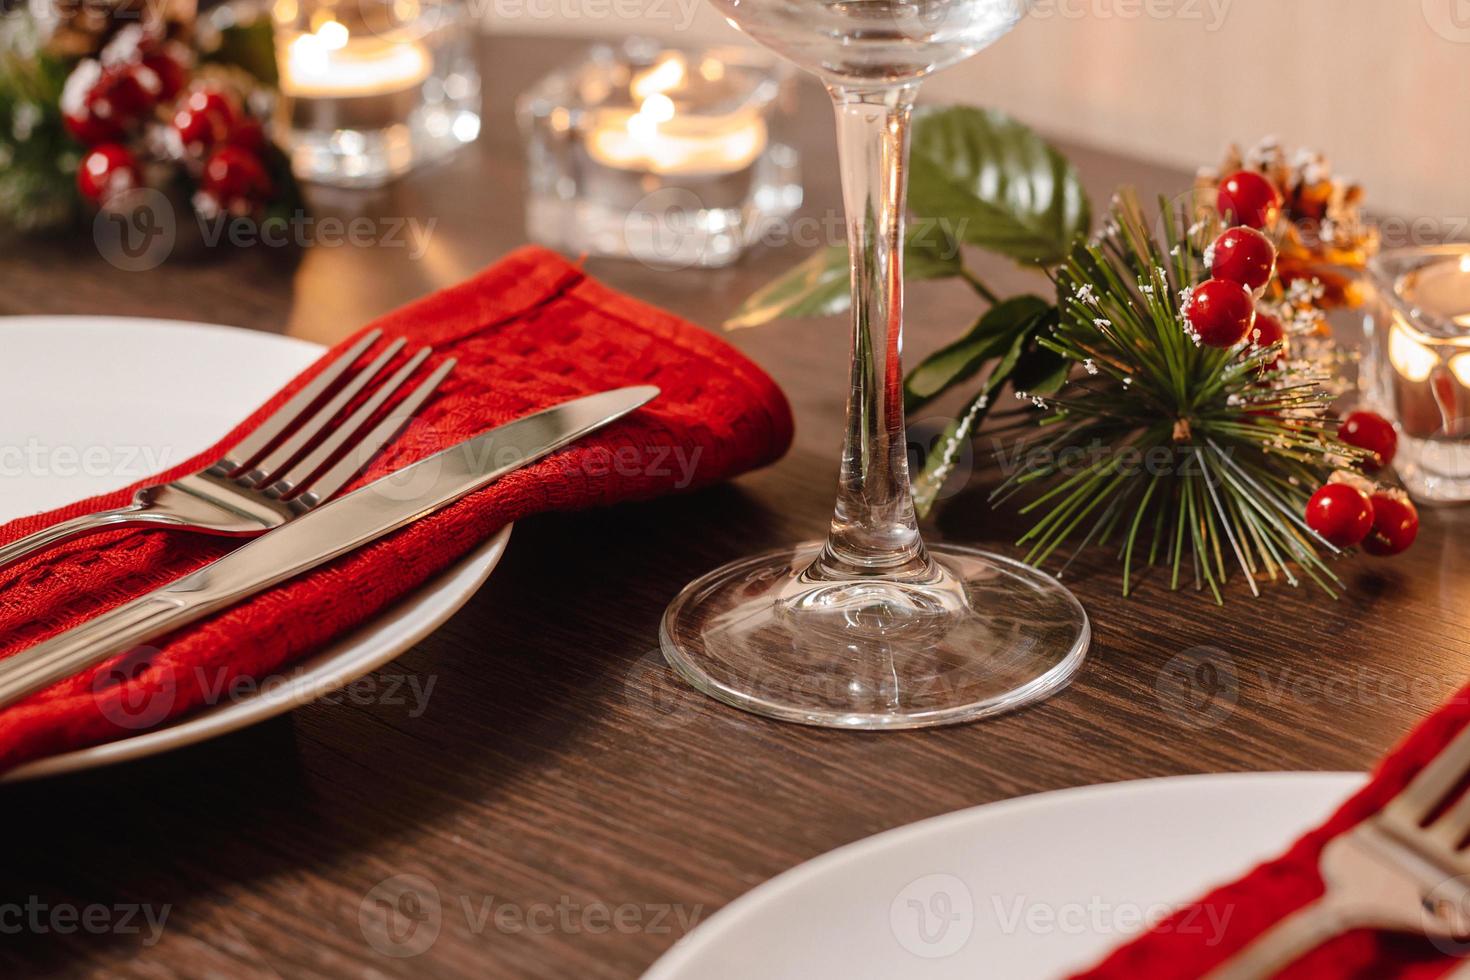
<box><xmin>645</xmin><ymin>771</ymin><xmax>1367</xmax><ymax>980</ymax></box>
<box><xmin>0</xmin><ymin>316</ymin><xmax>509</xmax><ymax>782</ymax></box>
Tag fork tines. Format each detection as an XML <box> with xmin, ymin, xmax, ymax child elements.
<box><xmin>209</xmin><ymin>331</ymin><xmax>453</xmax><ymax>508</ymax></box>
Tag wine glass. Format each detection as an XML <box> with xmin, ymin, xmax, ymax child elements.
<box><xmin>660</xmin><ymin>0</ymin><xmax>1090</xmax><ymax>728</ymax></box>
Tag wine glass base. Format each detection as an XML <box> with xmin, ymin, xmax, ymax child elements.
<box><xmin>660</xmin><ymin>542</ymin><xmax>1090</xmax><ymax>729</ymax></box>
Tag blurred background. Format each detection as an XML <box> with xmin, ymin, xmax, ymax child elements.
<box><xmin>486</xmin><ymin>0</ymin><xmax>1469</xmax><ymax>222</ymax></box>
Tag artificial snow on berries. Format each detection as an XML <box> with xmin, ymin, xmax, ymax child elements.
<box><xmin>1248</xmin><ymin>312</ymin><xmax>1287</xmax><ymax>365</ymax></box>
<box><xmin>1338</xmin><ymin>410</ymin><xmax>1397</xmax><ymax>471</ymax></box>
<box><xmin>1209</xmin><ymin>226</ymin><xmax>1276</xmax><ymax>292</ymax></box>
<box><xmin>1304</xmin><ymin>482</ymin><xmax>1373</xmax><ymax>547</ymax></box>
<box><xmin>1216</xmin><ymin>170</ymin><xmax>1282</xmax><ymax>229</ymax></box>
<box><xmin>201</xmin><ymin>145</ymin><xmax>272</xmax><ymax>212</ymax></box>
<box><xmin>171</xmin><ymin>86</ymin><xmax>239</xmax><ymax>157</ymax></box>
<box><xmin>1363</xmin><ymin>489</ymin><xmax>1418</xmax><ymax>556</ymax></box>
<box><xmin>1183</xmin><ymin>278</ymin><xmax>1256</xmax><ymax>348</ymax></box>
<box><xmin>76</xmin><ymin>143</ymin><xmax>139</xmax><ymax>204</ymax></box>
<box><xmin>142</xmin><ymin>45</ymin><xmax>190</xmax><ymax>102</ymax></box>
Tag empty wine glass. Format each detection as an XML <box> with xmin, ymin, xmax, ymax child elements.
<box><xmin>660</xmin><ymin>0</ymin><xmax>1090</xmax><ymax>728</ymax></box>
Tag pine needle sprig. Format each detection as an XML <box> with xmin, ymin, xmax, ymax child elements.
<box><xmin>994</xmin><ymin>189</ymin><xmax>1369</xmax><ymax>602</ymax></box>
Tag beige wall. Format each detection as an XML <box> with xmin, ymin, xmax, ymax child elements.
<box><xmin>485</xmin><ymin>0</ymin><xmax>1469</xmax><ymax>224</ymax></box>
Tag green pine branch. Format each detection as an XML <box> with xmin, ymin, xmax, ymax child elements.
<box><xmin>994</xmin><ymin>189</ymin><xmax>1369</xmax><ymax>601</ymax></box>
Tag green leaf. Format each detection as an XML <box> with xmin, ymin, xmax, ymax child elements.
<box><xmin>910</xmin><ymin>325</ymin><xmax>1032</xmax><ymax>517</ymax></box>
<box><xmin>903</xmin><ymin>295</ymin><xmax>1050</xmax><ymax>412</ymax></box>
<box><xmin>1010</xmin><ymin>331</ymin><xmax>1070</xmax><ymax>397</ymax></box>
<box><xmin>724</xmin><ymin>225</ymin><xmax>964</xmax><ymax>330</ymax></box>
<box><xmin>908</xmin><ymin>106</ymin><xmax>1090</xmax><ymax>268</ymax></box>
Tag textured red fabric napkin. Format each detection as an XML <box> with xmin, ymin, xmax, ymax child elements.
<box><xmin>0</xmin><ymin>246</ymin><xmax>793</xmax><ymax>771</ymax></box>
<box><xmin>1073</xmin><ymin>699</ymin><xmax>1470</xmax><ymax>978</ymax></box>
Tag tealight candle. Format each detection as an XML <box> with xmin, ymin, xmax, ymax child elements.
<box><xmin>272</xmin><ymin>0</ymin><xmax>480</xmax><ymax>187</ymax></box>
<box><xmin>1365</xmin><ymin>245</ymin><xmax>1470</xmax><ymax>502</ymax></box>
<box><xmin>280</xmin><ymin>28</ymin><xmax>432</xmax><ymax>99</ymax></box>
<box><xmin>584</xmin><ymin>53</ymin><xmax>768</xmax><ymax>177</ymax></box>
<box><xmin>517</xmin><ymin>41</ymin><xmax>801</xmax><ymax>268</ymax></box>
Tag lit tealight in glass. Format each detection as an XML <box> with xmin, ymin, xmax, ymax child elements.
<box><xmin>272</xmin><ymin>0</ymin><xmax>480</xmax><ymax>187</ymax></box>
<box><xmin>1366</xmin><ymin>244</ymin><xmax>1470</xmax><ymax>502</ymax></box>
<box><xmin>518</xmin><ymin>40</ymin><xmax>801</xmax><ymax>269</ymax></box>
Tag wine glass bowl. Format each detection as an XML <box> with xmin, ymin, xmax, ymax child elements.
<box><xmin>660</xmin><ymin>0</ymin><xmax>1089</xmax><ymax>728</ymax></box>
<box><xmin>707</xmin><ymin>0</ymin><xmax>1026</xmax><ymax>84</ymax></box>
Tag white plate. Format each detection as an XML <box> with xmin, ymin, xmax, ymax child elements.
<box><xmin>0</xmin><ymin>316</ymin><xmax>509</xmax><ymax>782</ymax></box>
<box><xmin>645</xmin><ymin>771</ymin><xmax>1367</xmax><ymax>980</ymax></box>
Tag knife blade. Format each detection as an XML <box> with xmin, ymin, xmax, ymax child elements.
<box><xmin>0</xmin><ymin>385</ymin><xmax>659</xmax><ymax>711</ymax></box>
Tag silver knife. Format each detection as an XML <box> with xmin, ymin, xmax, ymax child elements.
<box><xmin>0</xmin><ymin>385</ymin><xmax>659</xmax><ymax>711</ymax></box>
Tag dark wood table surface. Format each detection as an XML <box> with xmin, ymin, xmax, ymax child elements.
<box><xmin>2</xmin><ymin>33</ymin><xmax>1467</xmax><ymax>980</ymax></box>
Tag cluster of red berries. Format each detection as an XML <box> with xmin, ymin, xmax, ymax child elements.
<box><xmin>1305</xmin><ymin>479</ymin><xmax>1418</xmax><ymax>556</ymax></box>
<box><xmin>1183</xmin><ymin>171</ymin><xmax>1286</xmax><ymax>353</ymax></box>
<box><xmin>1304</xmin><ymin>410</ymin><xmax>1417</xmax><ymax>556</ymax></box>
<box><xmin>63</xmin><ymin>27</ymin><xmax>273</xmax><ymax>218</ymax></box>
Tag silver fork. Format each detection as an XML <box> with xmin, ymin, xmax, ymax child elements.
<box><xmin>1207</xmin><ymin>722</ymin><xmax>1470</xmax><ymax>979</ymax></box>
<box><xmin>0</xmin><ymin>329</ymin><xmax>454</xmax><ymax>573</ymax></box>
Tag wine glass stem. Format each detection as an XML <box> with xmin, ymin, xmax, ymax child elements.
<box><xmin>814</xmin><ymin>83</ymin><xmax>931</xmax><ymax>581</ymax></box>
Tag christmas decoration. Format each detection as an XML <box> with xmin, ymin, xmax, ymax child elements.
<box><xmin>1362</xmin><ymin>489</ymin><xmax>1418</xmax><ymax>557</ymax></box>
<box><xmin>1197</xmin><ymin>137</ymin><xmax>1380</xmax><ymax>310</ymax></box>
<box><xmin>730</xmin><ymin>116</ymin><xmax>1414</xmax><ymax>600</ymax></box>
<box><xmin>0</xmin><ymin>0</ymin><xmax>297</xmax><ymax>239</ymax></box>
<box><xmin>1209</xmin><ymin>226</ymin><xmax>1276</xmax><ymax>292</ymax></box>
<box><xmin>994</xmin><ymin>189</ymin><xmax>1376</xmax><ymax>601</ymax></box>
<box><xmin>1183</xmin><ymin>277</ymin><xmax>1256</xmax><ymax>348</ymax></box>
<box><xmin>1338</xmin><ymin>409</ymin><xmax>1397</xmax><ymax>471</ymax></box>
<box><xmin>1305</xmin><ymin>482</ymin><xmax>1373</xmax><ymax>548</ymax></box>
<box><xmin>1215</xmin><ymin>170</ymin><xmax>1281</xmax><ymax>230</ymax></box>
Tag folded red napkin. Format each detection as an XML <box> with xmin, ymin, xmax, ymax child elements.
<box><xmin>0</xmin><ymin>246</ymin><xmax>793</xmax><ymax>772</ymax></box>
<box><xmin>1073</xmin><ymin>700</ymin><xmax>1470</xmax><ymax>978</ymax></box>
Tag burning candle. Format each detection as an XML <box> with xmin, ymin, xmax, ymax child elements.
<box><xmin>1367</xmin><ymin>245</ymin><xmax>1470</xmax><ymax>502</ymax></box>
<box><xmin>278</xmin><ymin>22</ymin><xmax>431</xmax><ymax>99</ymax></box>
<box><xmin>584</xmin><ymin>52</ymin><xmax>768</xmax><ymax>177</ymax></box>
<box><xmin>272</xmin><ymin>0</ymin><xmax>479</xmax><ymax>187</ymax></box>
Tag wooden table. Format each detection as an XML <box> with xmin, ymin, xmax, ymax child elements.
<box><xmin>3</xmin><ymin>33</ymin><xmax>1467</xmax><ymax>980</ymax></box>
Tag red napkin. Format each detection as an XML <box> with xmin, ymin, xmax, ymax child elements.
<box><xmin>1073</xmin><ymin>699</ymin><xmax>1470</xmax><ymax>978</ymax></box>
<box><xmin>0</xmin><ymin>246</ymin><xmax>793</xmax><ymax>772</ymax></box>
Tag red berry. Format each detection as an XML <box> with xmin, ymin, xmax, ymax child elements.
<box><xmin>76</xmin><ymin>143</ymin><xmax>140</xmax><ymax>203</ymax></box>
<box><xmin>171</xmin><ymin>87</ymin><xmax>238</xmax><ymax>155</ymax></box>
<box><xmin>1184</xmin><ymin>279</ymin><xmax>1256</xmax><ymax>348</ymax></box>
<box><xmin>1217</xmin><ymin>170</ymin><xmax>1282</xmax><ymax>229</ymax></box>
<box><xmin>1248</xmin><ymin>312</ymin><xmax>1287</xmax><ymax>365</ymax></box>
<box><xmin>226</xmin><ymin>116</ymin><xmax>266</xmax><ymax>153</ymax></box>
<box><xmin>1338</xmin><ymin>411</ymin><xmax>1397</xmax><ymax>471</ymax></box>
<box><xmin>1210</xmin><ymin>227</ymin><xmax>1276</xmax><ymax>291</ymax></box>
<box><xmin>142</xmin><ymin>48</ymin><xmax>189</xmax><ymax>102</ymax></box>
<box><xmin>62</xmin><ymin>60</ymin><xmax>154</xmax><ymax>144</ymax></box>
<box><xmin>1362</xmin><ymin>490</ymin><xmax>1418</xmax><ymax>556</ymax></box>
<box><xmin>202</xmin><ymin>146</ymin><xmax>271</xmax><ymax>207</ymax></box>
<box><xmin>1305</xmin><ymin>482</ymin><xmax>1374</xmax><ymax>548</ymax></box>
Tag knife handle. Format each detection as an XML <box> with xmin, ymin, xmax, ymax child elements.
<box><xmin>0</xmin><ymin>594</ymin><xmax>196</xmax><ymax>708</ymax></box>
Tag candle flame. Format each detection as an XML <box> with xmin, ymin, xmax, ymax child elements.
<box><xmin>1389</xmin><ymin>319</ymin><xmax>1440</xmax><ymax>383</ymax></box>
<box><xmin>631</xmin><ymin>54</ymin><xmax>687</xmax><ymax>101</ymax></box>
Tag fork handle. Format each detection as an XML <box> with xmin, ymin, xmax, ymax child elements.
<box><xmin>1204</xmin><ymin>898</ymin><xmax>1349</xmax><ymax>980</ymax></box>
<box><xmin>0</xmin><ymin>503</ymin><xmax>154</xmax><ymax>574</ymax></box>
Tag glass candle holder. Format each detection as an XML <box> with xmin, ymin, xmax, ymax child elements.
<box><xmin>1363</xmin><ymin>245</ymin><xmax>1470</xmax><ymax>503</ymax></box>
<box><xmin>272</xmin><ymin>0</ymin><xmax>481</xmax><ymax>187</ymax></box>
<box><xmin>517</xmin><ymin>38</ymin><xmax>802</xmax><ymax>269</ymax></box>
